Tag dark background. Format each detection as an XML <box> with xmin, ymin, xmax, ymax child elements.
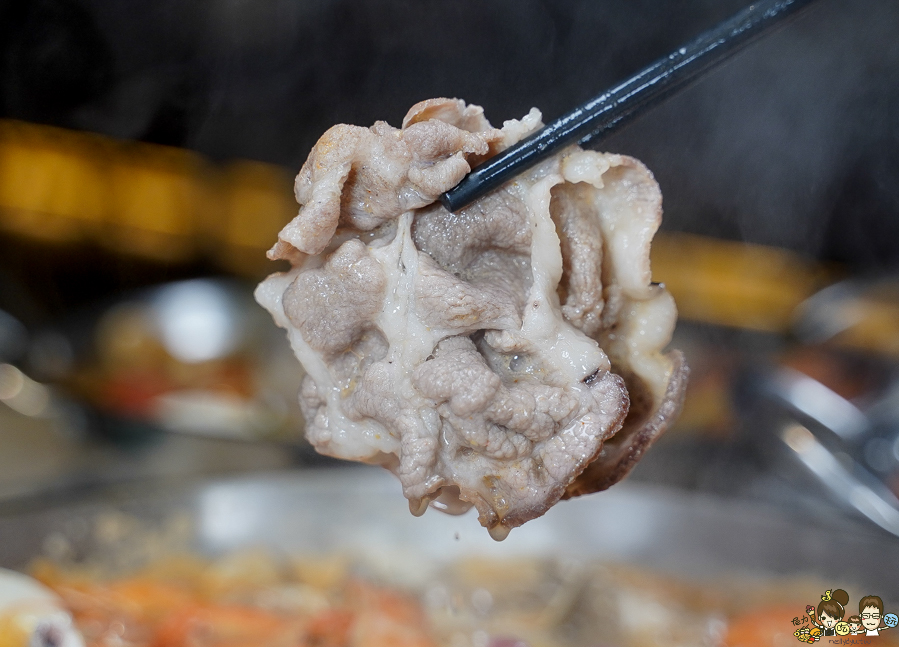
<box><xmin>1</xmin><ymin>0</ymin><xmax>898</xmax><ymax>319</ymax></box>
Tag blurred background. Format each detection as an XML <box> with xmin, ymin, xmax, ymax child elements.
<box><xmin>0</xmin><ymin>0</ymin><xmax>898</xmax><ymax>538</ymax></box>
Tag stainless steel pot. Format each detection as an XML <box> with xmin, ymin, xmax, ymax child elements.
<box><xmin>1</xmin><ymin>468</ymin><xmax>897</xmax><ymax>598</ymax></box>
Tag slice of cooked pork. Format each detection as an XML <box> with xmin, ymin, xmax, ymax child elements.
<box><xmin>256</xmin><ymin>98</ymin><xmax>686</xmax><ymax>540</ymax></box>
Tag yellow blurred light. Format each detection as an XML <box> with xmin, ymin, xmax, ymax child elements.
<box><xmin>104</xmin><ymin>145</ymin><xmax>209</xmax><ymax>262</ymax></box>
<box><xmin>0</xmin><ymin>119</ymin><xmax>841</xmax><ymax>327</ymax></box>
<box><xmin>651</xmin><ymin>232</ymin><xmax>834</xmax><ymax>332</ymax></box>
<box><xmin>0</xmin><ymin>121</ymin><xmax>107</xmax><ymax>244</ymax></box>
<box><xmin>211</xmin><ymin>160</ymin><xmax>295</xmax><ymax>275</ymax></box>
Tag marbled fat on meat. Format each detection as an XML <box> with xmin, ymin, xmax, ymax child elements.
<box><xmin>255</xmin><ymin>98</ymin><xmax>687</xmax><ymax>540</ymax></box>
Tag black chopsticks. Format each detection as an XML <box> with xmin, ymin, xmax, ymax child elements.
<box><xmin>440</xmin><ymin>0</ymin><xmax>823</xmax><ymax>213</ymax></box>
